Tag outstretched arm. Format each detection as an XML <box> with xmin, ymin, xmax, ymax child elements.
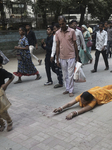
<box><xmin>66</xmin><ymin>105</ymin><xmax>92</xmax><ymax>120</ymax></box>
<box><xmin>53</xmin><ymin>99</ymin><xmax>78</xmax><ymax>113</ymax></box>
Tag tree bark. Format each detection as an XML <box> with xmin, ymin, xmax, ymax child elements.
<box><xmin>79</xmin><ymin>5</ymin><xmax>86</xmax><ymax>27</ymax></box>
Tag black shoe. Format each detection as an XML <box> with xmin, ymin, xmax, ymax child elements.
<box><xmin>104</xmin><ymin>67</ymin><xmax>109</xmax><ymax>70</ymax></box>
<box><xmin>91</xmin><ymin>69</ymin><xmax>97</xmax><ymax>73</ymax></box>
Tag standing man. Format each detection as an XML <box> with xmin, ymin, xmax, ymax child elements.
<box><xmin>70</xmin><ymin>20</ymin><xmax>86</xmax><ymax>62</ymax></box>
<box><xmin>50</xmin><ymin>23</ymin><xmax>63</xmax><ymax>88</ymax></box>
<box><xmin>91</xmin><ymin>22</ymin><xmax>109</xmax><ymax>73</ymax></box>
<box><xmin>56</xmin><ymin>16</ymin><xmax>78</xmax><ymax>97</ymax></box>
<box><xmin>25</xmin><ymin>24</ymin><xmax>42</xmax><ymax>65</ymax></box>
<box><xmin>107</xmin><ymin>21</ymin><xmax>112</xmax><ymax>58</ymax></box>
<box><xmin>41</xmin><ymin>25</ymin><xmax>56</xmax><ymax>85</ymax></box>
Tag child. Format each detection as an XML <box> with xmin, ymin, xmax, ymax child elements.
<box><xmin>0</xmin><ymin>56</ymin><xmax>14</xmax><ymax>131</ymax></box>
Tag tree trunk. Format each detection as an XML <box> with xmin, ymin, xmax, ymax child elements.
<box><xmin>79</xmin><ymin>5</ymin><xmax>86</xmax><ymax>27</ymax></box>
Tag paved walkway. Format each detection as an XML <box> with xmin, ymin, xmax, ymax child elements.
<box><xmin>1</xmin><ymin>52</ymin><xmax>112</xmax><ymax>150</ymax></box>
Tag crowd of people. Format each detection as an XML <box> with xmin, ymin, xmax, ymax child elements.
<box><xmin>1</xmin><ymin>15</ymin><xmax>112</xmax><ymax>131</ymax></box>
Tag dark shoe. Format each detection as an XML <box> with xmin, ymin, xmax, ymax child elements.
<box><xmin>90</xmin><ymin>58</ymin><xmax>93</xmax><ymax>64</ymax></box>
<box><xmin>63</xmin><ymin>91</ymin><xmax>69</xmax><ymax>95</ymax></box>
<box><xmin>54</xmin><ymin>84</ymin><xmax>63</xmax><ymax>88</ymax></box>
<box><xmin>91</xmin><ymin>69</ymin><xmax>97</xmax><ymax>73</ymax></box>
<box><xmin>44</xmin><ymin>81</ymin><xmax>53</xmax><ymax>86</ymax></box>
<box><xmin>110</xmin><ymin>70</ymin><xmax>112</xmax><ymax>73</ymax></box>
<box><xmin>69</xmin><ymin>93</ymin><xmax>74</xmax><ymax>97</ymax></box>
<box><xmin>104</xmin><ymin>67</ymin><xmax>109</xmax><ymax>70</ymax></box>
<box><xmin>38</xmin><ymin>60</ymin><xmax>42</xmax><ymax>65</ymax></box>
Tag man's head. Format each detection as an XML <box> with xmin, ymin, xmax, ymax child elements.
<box><xmin>58</xmin><ymin>16</ymin><xmax>67</xmax><ymax>31</ymax></box>
<box><xmin>53</xmin><ymin>23</ymin><xmax>60</xmax><ymax>34</ymax></box>
<box><xmin>69</xmin><ymin>20</ymin><xmax>77</xmax><ymax>30</ymax></box>
<box><xmin>47</xmin><ymin>25</ymin><xmax>53</xmax><ymax>36</ymax></box>
<box><xmin>26</xmin><ymin>24</ymin><xmax>31</xmax><ymax>31</ymax></box>
<box><xmin>99</xmin><ymin>22</ymin><xmax>104</xmax><ymax>31</ymax></box>
<box><xmin>108</xmin><ymin>21</ymin><xmax>112</xmax><ymax>28</ymax></box>
<box><xmin>86</xmin><ymin>23</ymin><xmax>90</xmax><ymax>28</ymax></box>
<box><xmin>0</xmin><ymin>56</ymin><xmax>3</xmax><ymax>65</ymax></box>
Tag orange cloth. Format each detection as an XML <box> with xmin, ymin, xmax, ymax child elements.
<box><xmin>75</xmin><ymin>85</ymin><xmax>112</xmax><ymax>108</ymax></box>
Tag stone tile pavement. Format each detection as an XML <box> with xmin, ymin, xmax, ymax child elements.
<box><xmin>1</xmin><ymin>52</ymin><xmax>112</xmax><ymax>150</ymax></box>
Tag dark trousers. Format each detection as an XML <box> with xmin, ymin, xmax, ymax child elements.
<box><xmin>94</xmin><ymin>49</ymin><xmax>109</xmax><ymax>71</ymax></box>
<box><xmin>55</xmin><ymin>63</ymin><xmax>63</xmax><ymax>85</ymax></box>
<box><xmin>107</xmin><ymin>40</ymin><xmax>112</xmax><ymax>58</ymax></box>
<box><xmin>45</xmin><ymin>56</ymin><xmax>56</xmax><ymax>82</ymax></box>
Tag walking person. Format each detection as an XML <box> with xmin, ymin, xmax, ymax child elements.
<box><xmin>50</xmin><ymin>23</ymin><xmax>63</xmax><ymax>88</ymax></box>
<box><xmin>0</xmin><ymin>56</ymin><xmax>14</xmax><ymax>131</ymax></box>
<box><xmin>41</xmin><ymin>26</ymin><xmax>56</xmax><ymax>86</ymax></box>
<box><xmin>87</xmin><ymin>23</ymin><xmax>93</xmax><ymax>53</ymax></box>
<box><xmin>13</xmin><ymin>27</ymin><xmax>41</xmax><ymax>83</ymax></box>
<box><xmin>69</xmin><ymin>20</ymin><xmax>86</xmax><ymax>63</ymax></box>
<box><xmin>25</xmin><ymin>24</ymin><xmax>42</xmax><ymax>65</ymax></box>
<box><xmin>56</xmin><ymin>16</ymin><xmax>78</xmax><ymax>97</ymax></box>
<box><xmin>80</xmin><ymin>25</ymin><xmax>93</xmax><ymax>65</ymax></box>
<box><xmin>91</xmin><ymin>22</ymin><xmax>109</xmax><ymax>73</ymax></box>
<box><xmin>107</xmin><ymin>21</ymin><xmax>112</xmax><ymax>59</ymax></box>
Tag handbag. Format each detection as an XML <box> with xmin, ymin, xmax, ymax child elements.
<box><xmin>0</xmin><ymin>51</ymin><xmax>9</xmax><ymax>65</ymax></box>
<box><xmin>16</xmin><ymin>50</ymin><xmax>22</xmax><ymax>61</ymax></box>
<box><xmin>87</xmin><ymin>40</ymin><xmax>93</xmax><ymax>47</ymax></box>
<box><xmin>74</xmin><ymin>62</ymin><xmax>86</xmax><ymax>82</ymax></box>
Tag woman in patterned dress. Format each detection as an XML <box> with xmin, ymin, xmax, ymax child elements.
<box><xmin>79</xmin><ymin>25</ymin><xmax>93</xmax><ymax>65</ymax></box>
<box><xmin>53</xmin><ymin>85</ymin><xmax>112</xmax><ymax>120</ymax></box>
<box><xmin>13</xmin><ymin>27</ymin><xmax>41</xmax><ymax>83</ymax></box>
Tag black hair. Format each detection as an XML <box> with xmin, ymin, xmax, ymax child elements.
<box><xmin>0</xmin><ymin>56</ymin><xmax>3</xmax><ymax>64</ymax></box>
<box><xmin>47</xmin><ymin>25</ymin><xmax>53</xmax><ymax>31</ymax></box>
<box><xmin>99</xmin><ymin>22</ymin><xmax>104</xmax><ymax>27</ymax></box>
<box><xmin>70</xmin><ymin>20</ymin><xmax>77</xmax><ymax>24</ymax></box>
<box><xmin>19</xmin><ymin>27</ymin><xmax>25</xmax><ymax>32</ymax></box>
<box><xmin>58</xmin><ymin>16</ymin><xmax>66</xmax><ymax>23</ymax></box>
<box><xmin>81</xmin><ymin>91</ymin><xmax>94</xmax><ymax>102</ymax></box>
<box><xmin>53</xmin><ymin>23</ymin><xmax>60</xmax><ymax>29</ymax></box>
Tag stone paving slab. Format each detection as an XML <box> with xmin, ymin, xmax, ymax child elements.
<box><xmin>1</xmin><ymin>52</ymin><xmax>112</xmax><ymax>150</ymax></box>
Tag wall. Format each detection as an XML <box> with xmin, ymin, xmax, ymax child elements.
<box><xmin>0</xmin><ymin>30</ymin><xmax>47</xmax><ymax>58</ymax></box>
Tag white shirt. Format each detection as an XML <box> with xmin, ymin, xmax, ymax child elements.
<box><xmin>75</xmin><ymin>29</ymin><xmax>86</xmax><ymax>51</ymax></box>
<box><xmin>96</xmin><ymin>30</ymin><xmax>107</xmax><ymax>51</ymax></box>
<box><xmin>51</xmin><ymin>35</ymin><xmax>59</xmax><ymax>63</ymax></box>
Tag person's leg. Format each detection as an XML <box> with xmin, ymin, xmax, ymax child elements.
<box><xmin>29</xmin><ymin>45</ymin><xmax>38</xmax><ymax>61</ymax></box>
<box><xmin>60</xmin><ymin>59</ymin><xmax>69</xmax><ymax>93</ymax></box>
<box><xmin>92</xmin><ymin>50</ymin><xmax>100</xmax><ymax>72</ymax></box>
<box><xmin>1</xmin><ymin>110</ymin><xmax>12</xmax><ymax>131</ymax></box>
<box><xmin>45</xmin><ymin>56</ymin><xmax>52</xmax><ymax>84</ymax></box>
<box><xmin>102</xmin><ymin>50</ymin><xmax>109</xmax><ymax>69</ymax></box>
<box><xmin>54</xmin><ymin>63</ymin><xmax>63</xmax><ymax>88</ymax></box>
<box><xmin>67</xmin><ymin>58</ymin><xmax>75</xmax><ymax>96</ymax></box>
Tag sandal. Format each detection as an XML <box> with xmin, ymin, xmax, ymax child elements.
<box><xmin>35</xmin><ymin>75</ymin><xmax>41</xmax><ymax>80</ymax></box>
<box><xmin>14</xmin><ymin>80</ymin><xmax>22</xmax><ymax>84</ymax></box>
<box><xmin>54</xmin><ymin>84</ymin><xmax>63</xmax><ymax>88</ymax></box>
<box><xmin>7</xmin><ymin>122</ymin><xmax>13</xmax><ymax>132</ymax></box>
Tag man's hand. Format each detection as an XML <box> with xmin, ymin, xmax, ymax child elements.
<box><xmin>50</xmin><ymin>57</ymin><xmax>54</xmax><ymax>62</ymax></box>
<box><xmin>1</xmin><ymin>84</ymin><xmax>7</xmax><ymax>91</ymax></box>
<box><xmin>35</xmin><ymin>45</ymin><xmax>38</xmax><ymax>50</ymax></box>
<box><xmin>43</xmin><ymin>44</ymin><xmax>46</xmax><ymax>47</ymax></box>
<box><xmin>57</xmin><ymin>60</ymin><xmax>60</xmax><ymax>67</ymax></box>
<box><xmin>84</xmin><ymin>50</ymin><xmax>86</xmax><ymax>53</ymax></box>
<box><xmin>102</xmin><ymin>46</ymin><xmax>105</xmax><ymax>51</ymax></box>
<box><xmin>14</xmin><ymin>46</ymin><xmax>20</xmax><ymax>49</ymax></box>
<box><xmin>41</xmin><ymin>39</ymin><xmax>45</xmax><ymax>44</ymax></box>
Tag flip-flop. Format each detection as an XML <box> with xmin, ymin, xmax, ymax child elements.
<box><xmin>14</xmin><ymin>80</ymin><xmax>22</xmax><ymax>84</ymax></box>
<box><xmin>35</xmin><ymin>76</ymin><xmax>41</xmax><ymax>80</ymax></box>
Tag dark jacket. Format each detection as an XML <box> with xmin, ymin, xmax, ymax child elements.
<box><xmin>41</xmin><ymin>34</ymin><xmax>53</xmax><ymax>57</ymax></box>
